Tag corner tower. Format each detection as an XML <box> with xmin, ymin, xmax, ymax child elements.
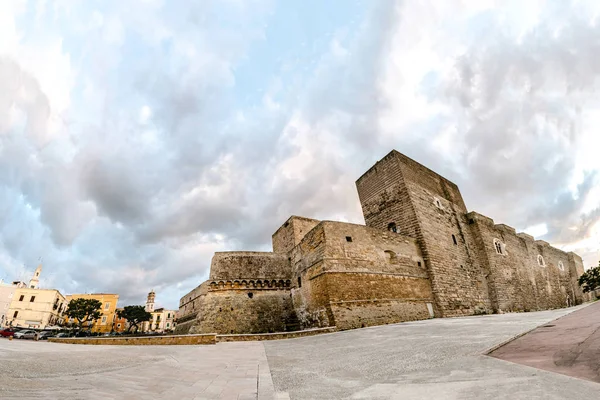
<box><xmin>356</xmin><ymin>151</ymin><xmax>492</xmax><ymax>317</ymax></box>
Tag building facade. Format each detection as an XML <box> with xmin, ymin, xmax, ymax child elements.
<box><xmin>145</xmin><ymin>308</ymin><xmax>177</xmax><ymax>333</ymax></box>
<box><xmin>65</xmin><ymin>294</ymin><xmax>119</xmax><ymax>333</ymax></box>
<box><xmin>141</xmin><ymin>291</ymin><xmax>177</xmax><ymax>333</ymax></box>
<box><xmin>8</xmin><ymin>288</ymin><xmax>66</xmax><ymax>329</ymax></box>
<box><xmin>112</xmin><ymin>308</ymin><xmax>128</xmax><ymax>333</ymax></box>
<box><xmin>5</xmin><ymin>265</ymin><xmax>67</xmax><ymax>329</ymax></box>
<box><xmin>0</xmin><ymin>280</ymin><xmax>18</xmax><ymax>327</ymax></box>
<box><xmin>176</xmin><ymin>150</ymin><xmax>586</xmax><ymax>335</ymax></box>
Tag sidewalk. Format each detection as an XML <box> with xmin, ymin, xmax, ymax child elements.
<box><xmin>490</xmin><ymin>300</ymin><xmax>600</xmax><ymax>383</ymax></box>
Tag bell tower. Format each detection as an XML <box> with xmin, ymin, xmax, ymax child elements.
<box><xmin>28</xmin><ymin>264</ymin><xmax>42</xmax><ymax>289</ymax></box>
<box><xmin>145</xmin><ymin>290</ymin><xmax>155</xmax><ymax>312</ymax></box>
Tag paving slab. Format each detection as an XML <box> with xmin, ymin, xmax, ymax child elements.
<box><xmin>490</xmin><ymin>300</ymin><xmax>600</xmax><ymax>383</ymax></box>
<box><xmin>0</xmin><ymin>340</ymin><xmax>272</xmax><ymax>400</ymax></box>
<box><xmin>264</xmin><ymin>304</ymin><xmax>600</xmax><ymax>399</ymax></box>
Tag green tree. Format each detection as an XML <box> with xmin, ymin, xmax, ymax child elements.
<box><xmin>65</xmin><ymin>298</ymin><xmax>103</xmax><ymax>330</ymax></box>
<box><xmin>117</xmin><ymin>305</ymin><xmax>152</xmax><ymax>333</ymax></box>
<box><xmin>578</xmin><ymin>263</ymin><xmax>600</xmax><ymax>293</ymax></box>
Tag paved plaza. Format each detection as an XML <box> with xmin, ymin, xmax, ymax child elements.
<box><xmin>1</xmin><ymin>304</ymin><xmax>599</xmax><ymax>399</ymax></box>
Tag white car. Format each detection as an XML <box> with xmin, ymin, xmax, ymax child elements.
<box><xmin>13</xmin><ymin>330</ymin><xmax>35</xmax><ymax>339</ymax></box>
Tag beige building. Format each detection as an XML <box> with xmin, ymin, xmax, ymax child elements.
<box><xmin>6</xmin><ymin>265</ymin><xmax>67</xmax><ymax>329</ymax></box>
<box><xmin>65</xmin><ymin>293</ymin><xmax>120</xmax><ymax>333</ymax></box>
<box><xmin>8</xmin><ymin>287</ymin><xmax>66</xmax><ymax>328</ymax></box>
<box><xmin>146</xmin><ymin>308</ymin><xmax>177</xmax><ymax>333</ymax></box>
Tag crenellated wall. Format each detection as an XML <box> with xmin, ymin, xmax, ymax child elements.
<box><xmin>209</xmin><ymin>252</ymin><xmax>291</xmax><ymax>281</ymax></box>
<box><xmin>468</xmin><ymin>212</ymin><xmax>581</xmax><ymax>312</ymax></box>
<box><xmin>179</xmin><ymin>252</ymin><xmax>295</xmax><ymax>335</ymax></box>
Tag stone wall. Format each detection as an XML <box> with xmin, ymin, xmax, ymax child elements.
<box><xmin>355</xmin><ymin>150</ymin><xmax>583</xmax><ymax>318</ymax></box>
<box><xmin>272</xmin><ymin>216</ymin><xmax>321</xmax><ymax>254</ymax></box>
<box><xmin>291</xmin><ymin>221</ymin><xmax>434</xmax><ymax>330</ymax></box>
<box><xmin>356</xmin><ymin>151</ymin><xmax>421</xmax><ymax>239</ymax></box>
<box><xmin>50</xmin><ymin>334</ymin><xmax>216</xmax><ymax>345</ymax></box>
<box><xmin>356</xmin><ymin>151</ymin><xmax>491</xmax><ymax>317</ymax></box>
<box><xmin>468</xmin><ymin>212</ymin><xmax>582</xmax><ymax>312</ymax></box>
<box><xmin>177</xmin><ymin>282</ymin><xmax>208</xmax><ymax>331</ymax></box>
<box><xmin>189</xmin><ymin>288</ymin><xmax>294</xmax><ymax>334</ymax></box>
<box><xmin>209</xmin><ymin>252</ymin><xmax>291</xmax><ymax>280</ymax></box>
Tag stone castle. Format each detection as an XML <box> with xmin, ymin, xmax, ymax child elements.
<box><xmin>175</xmin><ymin>150</ymin><xmax>585</xmax><ymax>334</ymax></box>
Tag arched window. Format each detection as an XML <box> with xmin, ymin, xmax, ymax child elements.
<box><xmin>537</xmin><ymin>255</ymin><xmax>545</xmax><ymax>267</ymax></box>
<box><xmin>387</xmin><ymin>223</ymin><xmax>397</xmax><ymax>233</ymax></box>
<box><xmin>558</xmin><ymin>261</ymin><xmax>565</xmax><ymax>271</ymax></box>
<box><xmin>493</xmin><ymin>239</ymin><xmax>504</xmax><ymax>255</ymax></box>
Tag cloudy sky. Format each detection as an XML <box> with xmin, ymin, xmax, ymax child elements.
<box><xmin>1</xmin><ymin>0</ymin><xmax>599</xmax><ymax>309</ymax></box>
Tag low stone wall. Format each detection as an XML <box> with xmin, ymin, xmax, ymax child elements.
<box><xmin>217</xmin><ymin>327</ymin><xmax>336</xmax><ymax>342</ymax></box>
<box><xmin>48</xmin><ymin>327</ymin><xmax>337</xmax><ymax>345</ymax></box>
<box><xmin>48</xmin><ymin>334</ymin><xmax>217</xmax><ymax>346</ymax></box>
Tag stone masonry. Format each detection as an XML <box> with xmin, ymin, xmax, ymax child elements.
<box><xmin>176</xmin><ymin>150</ymin><xmax>585</xmax><ymax>334</ymax></box>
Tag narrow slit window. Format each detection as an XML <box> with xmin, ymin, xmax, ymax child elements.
<box><xmin>452</xmin><ymin>235</ymin><xmax>458</xmax><ymax>245</ymax></box>
<box><xmin>537</xmin><ymin>255</ymin><xmax>545</xmax><ymax>267</ymax></box>
<box><xmin>493</xmin><ymin>239</ymin><xmax>504</xmax><ymax>255</ymax></box>
<box><xmin>297</xmin><ymin>276</ymin><xmax>302</xmax><ymax>288</ymax></box>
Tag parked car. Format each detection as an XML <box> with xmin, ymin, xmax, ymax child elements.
<box><xmin>36</xmin><ymin>331</ymin><xmax>55</xmax><ymax>340</ymax></box>
<box><xmin>0</xmin><ymin>328</ymin><xmax>16</xmax><ymax>337</ymax></box>
<box><xmin>13</xmin><ymin>329</ymin><xmax>35</xmax><ymax>339</ymax></box>
<box><xmin>22</xmin><ymin>330</ymin><xmax>38</xmax><ymax>340</ymax></box>
<box><xmin>54</xmin><ymin>332</ymin><xmax>70</xmax><ymax>338</ymax></box>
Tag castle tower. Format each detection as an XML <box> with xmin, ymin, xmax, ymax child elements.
<box><xmin>145</xmin><ymin>290</ymin><xmax>155</xmax><ymax>312</ymax></box>
<box><xmin>28</xmin><ymin>264</ymin><xmax>42</xmax><ymax>289</ymax></box>
<box><xmin>356</xmin><ymin>151</ymin><xmax>492</xmax><ymax>317</ymax></box>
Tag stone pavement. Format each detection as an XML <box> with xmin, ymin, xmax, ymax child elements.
<box><xmin>2</xmin><ymin>304</ymin><xmax>599</xmax><ymax>399</ymax></box>
<box><xmin>265</xmin><ymin>303</ymin><xmax>600</xmax><ymax>399</ymax></box>
<box><xmin>0</xmin><ymin>340</ymin><xmax>275</xmax><ymax>400</ymax></box>
<box><xmin>490</xmin><ymin>300</ymin><xmax>600</xmax><ymax>383</ymax></box>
